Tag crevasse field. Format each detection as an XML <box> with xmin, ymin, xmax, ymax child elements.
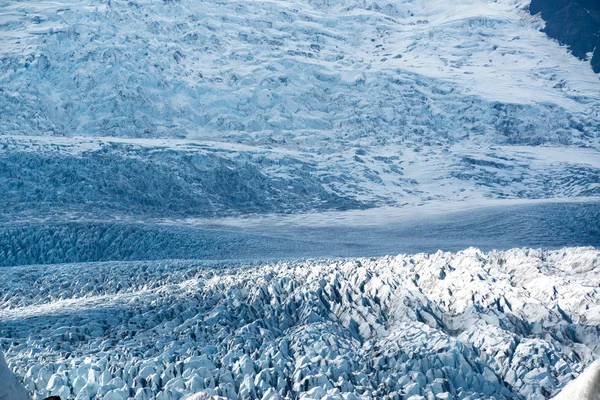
<box><xmin>2</xmin><ymin>248</ymin><xmax>600</xmax><ymax>400</ymax></box>
<box><xmin>1</xmin><ymin>0</ymin><xmax>600</xmax><ymax>398</ymax></box>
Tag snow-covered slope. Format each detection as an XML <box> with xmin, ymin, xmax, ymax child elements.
<box><xmin>553</xmin><ymin>359</ymin><xmax>600</xmax><ymax>400</ymax></box>
<box><xmin>0</xmin><ymin>350</ymin><xmax>30</xmax><ymax>400</ymax></box>
<box><xmin>1</xmin><ymin>0</ymin><xmax>599</xmax><ymax>143</ymax></box>
<box><xmin>1</xmin><ymin>0</ymin><xmax>600</xmax><ymax>399</ymax></box>
<box><xmin>2</xmin><ymin>0</ymin><xmax>600</xmax><ymax>219</ymax></box>
<box><xmin>2</xmin><ymin>247</ymin><xmax>600</xmax><ymax>399</ymax></box>
<box><xmin>2</xmin><ymin>135</ymin><xmax>600</xmax><ymax>224</ymax></box>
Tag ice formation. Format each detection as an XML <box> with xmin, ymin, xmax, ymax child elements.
<box><xmin>1</xmin><ymin>0</ymin><xmax>599</xmax><ymax>142</ymax></box>
<box><xmin>1</xmin><ymin>0</ymin><xmax>600</xmax><ymax>222</ymax></box>
<box><xmin>553</xmin><ymin>359</ymin><xmax>600</xmax><ymax>400</ymax></box>
<box><xmin>0</xmin><ymin>0</ymin><xmax>599</xmax><ymax>399</ymax></box>
<box><xmin>1</xmin><ymin>247</ymin><xmax>599</xmax><ymax>399</ymax></box>
<box><xmin>0</xmin><ymin>350</ymin><xmax>30</xmax><ymax>400</ymax></box>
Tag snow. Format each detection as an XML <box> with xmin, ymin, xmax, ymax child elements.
<box><xmin>1</xmin><ymin>0</ymin><xmax>599</xmax><ymax>223</ymax></box>
<box><xmin>0</xmin><ymin>0</ymin><xmax>599</xmax><ymax>145</ymax></box>
<box><xmin>1</xmin><ymin>247</ymin><xmax>600</xmax><ymax>399</ymax></box>
<box><xmin>1</xmin><ymin>0</ymin><xmax>600</xmax><ymax>398</ymax></box>
<box><xmin>553</xmin><ymin>359</ymin><xmax>600</xmax><ymax>400</ymax></box>
<box><xmin>0</xmin><ymin>350</ymin><xmax>30</xmax><ymax>400</ymax></box>
<box><xmin>1</xmin><ymin>136</ymin><xmax>599</xmax><ymax>226</ymax></box>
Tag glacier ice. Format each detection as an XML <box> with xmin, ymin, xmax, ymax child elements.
<box><xmin>1</xmin><ymin>137</ymin><xmax>600</xmax><ymax>225</ymax></box>
<box><xmin>1</xmin><ymin>0</ymin><xmax>600</xmax><ymax>399</ymax></box>
<box><xmin>1</xmin><ymin>247</ymin><xmax>600</xmax><ymax>399</ymax></box>
<box><xmin>552</xmin><ymin>359</ymin><xmax>600</xmax><ymax>400</ymax></box>
<box><xmin>0</xmin><ymin>350</ymin><xmax>30</xmax><ymax>400</ymax></box>
<box><xmin>1</xmin><ymin>0</ymin><xmax>600</xmax><ymax>222</ymax></box>
<box><xmin>1</xmin><ymin>0</ymin><xmax>599</xmax><ymax>144</ymax></box>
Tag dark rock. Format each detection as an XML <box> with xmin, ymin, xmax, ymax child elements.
<box><xmin>530</xmin><ymin>0</ymin><xmax>600</xmax><ymax>73</ymax></box>
<box><xmin>43</xmin><ymin>397</ymin><xmax>61</xmax><ymax>400</ymax></box>
<box><xmin>592</xmin><ymin>49</ymin><xmax>600</xmax><ymax>72</ymax></box>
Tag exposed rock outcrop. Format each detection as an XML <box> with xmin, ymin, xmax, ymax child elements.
<box><xmin>530</xmin><ymin>0</ymin><xmax>600</xmax><ymax>73</ymax></box>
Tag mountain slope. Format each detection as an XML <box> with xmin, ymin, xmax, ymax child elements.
<box><xmin>1</xmin><ymin>0</ymin><xmax>599</xmax><ymax>220</ymax></box>
<box><xmin>530</xmin><ymin>0</ymin><xmax>600</xmax><ymax>73</ymax></box>
<box><xmin>0</xmin><ymin>0</ymin><xmax>599</xmax><ymax>143</ymax></box>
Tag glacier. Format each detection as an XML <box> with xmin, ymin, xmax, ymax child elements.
<box><xmin>1</xmin><ymin>247</ymin><xmax>600</xmax><ymax>399</ymax></box>
<box><xmin>1</xmin><ymin>200</ymin><xmax>599</xmax><ymax>267</ymax></box>
<box><xmin>1</xmin><ymin>0</ymin><xmax>599</xmax><ymax>142</ymax></box>
<box><xmin>1</xmin><ymin>0</ymin><xmax>600</xmax><ymax>398</ymax></box>
<box><xmin>1</xmin><ymin>0</ymin><xmax>600</xmax><ymax>220</ymax></box>
<box><xmin>2</xmin><ymin>0</ymin><xmax>600</xmax><ymax>224</ymax></box>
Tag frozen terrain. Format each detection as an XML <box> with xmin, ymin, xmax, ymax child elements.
<box><xmin>1</xmin><ymin>199</ymin><xmax>599</xmax><ymax>267</ymax></box>
<box><xmin>1</xmin><ymin>247</ymin><xmax>600</xmax><ymax>399</ymax></box>
<box><xmin>1</xmin><ymin>0</ymin><xmax>600</xmax><ymax>398</ymax></box>
<box><xmin>1</xmin><ymin>0</ymin><xmax>599</xmax><ymax>141</ymax></box>
<box><xmin>1</xmin><ymin>0</ymin><xmax>600</xmax><ymax>220</ymax></box>
<box><xmin>1</xmin><ymin>0</ymin><xmax>600</xmax><ymax>226</ymax></box>
<box><xmin>2</xmin><ymin>136</ymin><xmax>600</xmax><ymax>221</ymax></box>
<box><xmin>0</xmin><ymin>351</ymin><xmax>30</xmax><ymax>400</ymax></box>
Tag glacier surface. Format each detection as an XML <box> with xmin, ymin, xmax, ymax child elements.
<box><xmin>1</xmin><ymin>0</ymin><xmax>599</xmax><ymax>142</ymax></box>
<box><xmin>1</xmin><ymin>200</ymin><xmax>599</xmax><ymax>267</ymax></box>
<box><xmin>2</xmin><ymin>247</ymin><xmax>600</xmax><ymax>399</ymax></box>
<box><xmin>1</xmin><ymin>0</ymin><xmax>600</xmax><ymax>219</ymax></box>
<box><xmin>1</xmin><ymin>0</ymin><xmax>600</xmax><ymax>398</ymax></box>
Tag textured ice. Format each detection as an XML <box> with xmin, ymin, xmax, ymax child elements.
<box><xmin>1</xmin><ymin>0</ymin><xmax>600</xmax><ymax>220</ymax></box>
<box><xmin>1</xmin><ymin>0</ymin><xmax>600</xmax><ymax>398</ymax></box>
<box><xmin>1</xmin><ymin>199</ymin><xmax>599</xmax><ymax>267</ymax></box>
<box><xmin>2</xmin><ymin>247</ymin><xmax>600</xmax><ymax>399</ymax></box>
<box><xmin>1</xmin><ymin>137</ymin><xmax>600</xmax><ymax>224</ymax></box>
<box><xmin>1</xmin><ymin>0</ymin><xmax>599</xmax><ymax>142</ymax></box>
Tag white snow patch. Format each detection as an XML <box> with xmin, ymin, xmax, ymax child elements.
<box><xmin>554</xmin><ymin>359</ymin><xmax>600</xmax><ymax>400</ymax></box>
<box><xmin>0</xmin><ymin>351</ymin><xmax>29</xmax><ymax>400</ymax></box>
